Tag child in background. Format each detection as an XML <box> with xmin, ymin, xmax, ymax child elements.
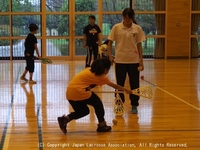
<box><xmin>58</xmin><ymin>58</ymin><xmax>132</xmax><ymax>134</ymax></box>
<box><xmin>20</xmin><ymin>23</ymin><xmax>40</xmax><ymax>84</ymax></box>
<box><xmin>83</xmin><ymin>15</ymin><xmax>101</xmax><ymax>67</ymax></box>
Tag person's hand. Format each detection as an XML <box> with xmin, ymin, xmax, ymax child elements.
<box><xmin>109</xmin><ymin>56</ymin><xmax>115</xmax><ymax>65</ymax></box>
<box><xmin>139</xmin><ymin>65</ymin><xmax>144</xmax><ymax>71</ymax></box>
<box><xmin>139</xmin><ymin>59</ymin><xmax>144</xmax><ymax>71</ymax></box>
<box><xmin>125</xmin><ymin>89</ymin><xmax>132</xmax><ymax>94</ymax></box>
<box><xmin>138</xmin><ymin>65</ymin><xmax>144</xmax><ymax>71</ymax></box>
<box><xmin>25</xmin><ymin>53</ymin><xmax>30</xmax><ymax>56</ymax></box>
<box><xmin>83</xmin><ymin>44</ymin><xmax>86</xmax><ymax>48</ymax></box>
<box><xmin>37</xmin><ymin>56</ymin><xmax>41</xmax><ymax>59</ymax></box>
<box><xmin>97</xmin><ymin>41</ymin><xmax>101</xmax><ymax>46</ymax></box>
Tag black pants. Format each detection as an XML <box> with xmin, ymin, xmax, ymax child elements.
<box><xmin>115</xmin><ymin>63</ymin><xmax>140</xmax><ymax>106</ymax></box>
<box><xmin>25</xmin><ymin>55</ymin><xmax>34</xmax><ymax>73</ymax></box>
<box><xmin>68</xmin><ymin>92</ymin><xmax>105</xmax><ymax>123</ymax></box>
<box><xmin>85</xmin><ymin>45</ymin><xmax>98</xmax><ymax>67</ymax></box>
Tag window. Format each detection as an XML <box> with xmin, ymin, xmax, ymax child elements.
<box><xmin>0</xmin><ymin>0</ymin><xmax>166</xmax><ymax>59</ymax></box>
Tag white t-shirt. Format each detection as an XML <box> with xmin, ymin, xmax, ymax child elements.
<box><xmin>108</xmin><ymin>22</ymin><xmax>146</xmax><ymax>63</ymax></box>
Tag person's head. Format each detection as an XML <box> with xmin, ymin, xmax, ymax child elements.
<box><xmin>122</xmin><ymin>8</ymin><xmax>135</xmax><ymax>26</ymax></box>
<box><xmin>29</xmin><ymin>23</ymin><xmax>38</xmax><ymax>33</ymax></box>
<box><xmin>90</xmin><ymin>58</ymin><xmax>111</xmax><ymax>76</ymax></box>
<box><xmin>88</xmin><ymin>15</ymin><xmax>96</xmax><ymax>25</ymax></box>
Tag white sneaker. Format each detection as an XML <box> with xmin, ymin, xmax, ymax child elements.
<box><xmin>29</xmin><ymin>80</ymin><xmax>36</xmax><ymax>84</ymax></box>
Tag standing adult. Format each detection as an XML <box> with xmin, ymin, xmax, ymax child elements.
<box><xmin>107</xmin><ymin>8</ymin><xmax>146</xmax><ymax>113</ymax></box>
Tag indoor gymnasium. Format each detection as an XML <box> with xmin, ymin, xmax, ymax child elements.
<box><xmin>0</xmin><ymin>0</ymin><xmax>200</xmax><ymax>150</ymax></box>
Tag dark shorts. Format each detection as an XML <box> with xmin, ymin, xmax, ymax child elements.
<box><xmin>25</xmin><ymin>55</ymin><xmax>35</xmax><ymax>73</ymax></box>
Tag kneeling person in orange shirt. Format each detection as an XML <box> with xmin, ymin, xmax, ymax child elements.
<box><xmin>58</xmin><ymin>58</ymin><xmax>131</xmax><ymax>134</ymax></box>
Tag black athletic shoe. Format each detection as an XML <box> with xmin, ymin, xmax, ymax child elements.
<box><xmin>97</xmin><ymin>125</ymin><xmax>112</xmax><ymax>132</ymax></box>
<box><xmin>57</xmin><ymin>115</ymin><xmax>68</xmax><ymax>134</ymax></box>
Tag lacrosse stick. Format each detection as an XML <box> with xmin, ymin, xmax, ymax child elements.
<box><xmin>98</xmin><ymin>44</ymin><xmax>107</xmax><ymax>58</ymax></box>
<box><xmin>92</xmin><ymin>86</ymin><xmax>153</xmax><ymax>99</ymax></box>
<box><xmin>40</xmin><ymin>57</ymin><xmax>52</xmax><ymax>64</ymax></box>
<box><xmin>34</xmin><ymin>56</ymin><xmax>52</xmax><ymax>64</ymax></box>
<box><xmin>114</xmin><ymin>92</ymin><xmax>125</xmax><ymax>115</ymax></box>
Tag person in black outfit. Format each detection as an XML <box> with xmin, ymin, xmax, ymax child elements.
<box><xmin>83</xmin><ymin>15</ymin><xmax>101</xmax><ymax>67</ymax></box>
<box><xmin>20</xmin><ymin>23</ymin><xmax>40</xmax><ymax>84</ymax></box>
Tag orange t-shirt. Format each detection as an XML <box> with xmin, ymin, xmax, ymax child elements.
<box><xmin>66</xmin><ymin>68</ymin><xmax>110</xmax><ymax>101</ymax></box>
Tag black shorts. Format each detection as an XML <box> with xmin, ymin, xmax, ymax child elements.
<box><xmin>25</xmin><ymin>56</ymin><xmax>35</xmax><ymax>73</ymax></box>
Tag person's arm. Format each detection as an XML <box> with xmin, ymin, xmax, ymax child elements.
<box><xmin>34</xmin><ymin>43</ymin><xmax>40</xmax><ymax>58</ymax></box>
<box><xmin>107</xmin><ymin>25</ymin><xmax>116</xmax><ymax>64</ymax></box>
<box><xmin>97</xmin><ymin>33</ymin><xmax>101</xmax><ymax>46</ymax></box>
<box><xmin>96</xmin><ymin>25</ymin><xmax>102</xmax><ymax>45</ymax></box>
<box><xmin>107</xmin><ymin>82</ymin><xmax>132</xmax><ymax>94</ymax></box>
<box><xmin>137</xmin><ymin>42</ymin><xmax>144</xmax><ymax>71</ymax></box>
<box><xmin>107</xmin><ymin>40</ymin><xmax>114</xmax><ymax>63</ymax></box>
<box><xmin>83</xmin><ymin>34</ymin><xmax>87</xmax><ymax>48</ymax></box>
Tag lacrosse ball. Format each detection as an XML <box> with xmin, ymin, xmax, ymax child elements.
<box><xmin>112</xmin><ymin>119</ymin><xmax>118</xmax><ymax>125</ymax></box>
<box><xmin>141</xmin><ymin>75</ymin><xmax>144</xmax><ymax>80</ymax></box>
<box><xmin>138</xmin><ymin>66</ymin><xmax>142</xmax><ymax>71</ymax></box>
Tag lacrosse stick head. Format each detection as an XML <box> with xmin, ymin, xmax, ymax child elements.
<box><xmin>41</xmin><ymin>58</ymin><xmax>52</xmax><ymax>64</ymax></box>
<box><xmin>114</xmin><ymin>93</ymin><xmax>125</xmax><ymax>116</ymax></box>
<box><xmin>132</xmin><ymin>86</ymin><xmax>153</xmax><ymax>99</ymax></box>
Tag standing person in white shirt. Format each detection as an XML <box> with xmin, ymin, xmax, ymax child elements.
<box><xmin>107</xmin><ymin>8</ymin><xmax>146</xmax><ymax>114</ymax></box>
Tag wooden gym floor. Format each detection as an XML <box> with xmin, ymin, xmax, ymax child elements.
<box><xmin>0</xmin><ymin>59</ymin><xmax>200</xmax><ymax>150</ymax></box>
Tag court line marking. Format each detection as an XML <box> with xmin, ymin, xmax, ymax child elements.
<box><xmin>1</xmin><ymin>114</ymin><xmax>12</xmax><ymax>150</ymax></box>
<box><xmin>35</xmin><ymin>70</ymin><xmax>43</xmax><ymax>150</ymax></box>
<box><xmin>142</xmin><ymin>79</ymin><xmax>200</xmax><ymax>111</ymax></box>
<box><xmin>1</xmin><ymin>66</ymin><xmax>21</xmax><ymax>150</ymax></box>
<box><xmin>37</xmin><ymin>106</ymin><xmax>43</xmax><ymax>150</ymax></box>
<box><xmin>4</xmin><ymin>128</ymin><xmax>200</xmax><ymax>135</ymax></box>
